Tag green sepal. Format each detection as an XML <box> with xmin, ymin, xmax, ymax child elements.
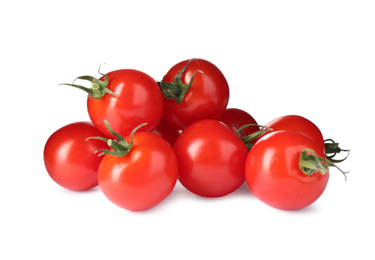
<box><xmin>236</xmin><ymin>124</ymin><xmax>273</xmax><ymax>151</ymax></box>
<box><xmin>60</xmin><ymin>65</ymin><xmax>119</xmax><ymax>99</ymax></box>
<box><xmin>158</xmin><ymin>58</ymin><xmax>203</xmax><ymax>103</ymax></box>
<box><xmin>86</xmin><ymin>120</ymin><xmax>147</xmax><ymax>157</ymax></box>
<box><xmin>324</xmin><ymin>139</ymin><xmax>351</xmax><ymax>163</ymax></box>
<box><xmin>299</xmin><ymin>149</ymin><xmax>330</xmax><ymax>176</ymax></box>
<box><xmin>299</xmin><ymin>149</ymin><xmax>348</xmax><ymax>181</ymax></box>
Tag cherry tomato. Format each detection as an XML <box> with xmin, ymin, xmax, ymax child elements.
<box><xmin>152</xmin><ymin>119</ymin><xmax>180</xmax><ymax>146</ymax></box>
<box><xmin>43</xmin><ymin>122</ymin><xmax>108</xmax><ymax>191</ymax></box>
<box><xmin>160</xmin><ymin>59</ymin><xmax>229</xmax><ymax>130</ymax></box>
<box><xmin>265</xmin><ymin>115</ymin><xmax>325</xmax><ymax>153</ymax></box>
<box><xmin>245</xmin><ymin>131</ymin><xmax>329</xmax><ymax>210</ymax></box>
<box><xmin>173</xmin><ymin>119</ymin><xmax>248</xmax><ymax>197</ymax></box>
<box><xmin>97</xmin><ymin>131</ymin><xmax>178</xmax><ymax>211</ymax></box>
<box><xmin>219</xmin><ymin>108</ymin><xmax>259</xmax><ymax>138</ymax></box>
<box><xmin>64</xmin><ymin>69</ymin><xmax>164</xmax><ymax>138</ymax></box>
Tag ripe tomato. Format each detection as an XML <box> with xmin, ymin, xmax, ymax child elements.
<box><xmin>64</xmin><ymin>69</ymin><xmax>164</xmax><ymax>138</ymax></box>
<box><xmin>219</xmin><ymin>108</ymin><xmax>259</xmax><ymax>138</ymax></box>
<box><xmin>160</xmin><ymin>58</ymin><xmax>230</xmax><ymax>130</ymax></box>
<box><xmin>151</xmin><ymin>119</ymin><xmax>180</xmax><ymax>146</ymax></box>
<box><xmin>43</xmin><ymin>122</ymin><xmax>108</xmax><ymax>191</ymax></box>
<box><xmin>245</xmin><ymin>131</ymin><xmax>329</xmax><ymax>210</ymax></box>
<box><xmin>173</xmin><ymin>119</ymin><xmax>248</xmax><ymax>197</ymax></box>
<box><xmin>265</xmin><ymin>115</ymin><xmax>325</xmax><ymax>153</ymax></box>
<box><xmin>97</xmin><ymin>130</ymin><xmax>178</xmax><ymax>211</ymax></box>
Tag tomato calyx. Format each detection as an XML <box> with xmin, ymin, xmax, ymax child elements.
<box><xmin>158</xmin><ymin>58</ymin><xmax>203</xmax><ymax>103</ymax></box>
<box><xmin>87</xmin><ymin>120</ymin><xmax>147</xmax><ymax>157</ymax></box>
<box><xmin>324</xmin><ymin>139</ymin><xmax>351</xmax><ymax>163</ymax></box>
<box><xmin>60</xmin><ymin>65</ymin><xmax>119</xmax><ymax>99</ymax></box>
<box><xmin>299</xmin><ymin>149</ymin><xmax>348</xmax><ymax>181</ymax></box>
<box><xmin>236</xmin><ymin>124</ymin><xmax>273</xmax><ymax>150</ymax></box>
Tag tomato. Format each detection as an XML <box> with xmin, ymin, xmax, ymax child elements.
<box><xmin>173</xmin><ymin>119</ymin><xmax>248</xmax><ymax>197</ymax></box>
<box><xmin>245</xmin><ymin>131</ymin><xmax>329</xmax><ymax>210</ymax></box>
<box><xmin>64</xmin><ymin>68</ymin><xmax>164</xmax><ymax>138</ymax></box>
<box><xmin>152</xmin><ymin>119</ymin><xmax>180</xmax><ymax>146</ymax></box>
<box><xmin>219</xmin><ymin>108</ymin><xmax>259</xmax><ymax>138</ymax></box>
<box><xmin>265</xmin><ymin>115</ymin><xmax>325</xmax><ymax>153</ymax></box>
<box><xmin>43</xmin><ymin>122</ymin><xmax>108</xmax><ymax>191</ymax></box>
<box><xmin>159</xmin><ymin>58</ymin><xmax>230</xmax><ymax>130</ymax></box>
<box><xmin>94</xmin><ymin>124</ymin><xmax>178</xmax><ymax>211</ymax></box>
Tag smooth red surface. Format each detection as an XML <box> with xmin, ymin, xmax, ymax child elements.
<box><xmin>219</xmin><ymin>108</ymin><xmax>259</xmax><ymax>138</ymax></box>
<box><xmin>173</xmin><ymin>119</ymin><xmax>248</xmax><ymax>197</ymax></box>
<box><xmin>88</xmin><ymin>69</ymin><xmax>164</xmax><ymax>138</ymax></box>
<box><xmin>245</xmin><ymin>131</ymin><xmax>329</xmax><ymax>210</ymax></box>
<box><xmin>43</xmin><ymin>122</ymin><xmax>107</xmax><ymax>191</ymax></box>
<box><xmin>152</xmin><ymin>119</ymin><xmax>180</xmax><ymax>146</ymax></box>
<box><xmin>162</xmin><ymin>59</ymin><xmax>229</xmax><ymax>130</ymax></box>
<box><xmin>265</xmin><ymin>115</ymin><xmax>326</xmax><ymax>153</ymax></box>
<box><xmin>98</xmin><ymin>132</ymin><xmax>178</xmax><ymax>211</ymax></box>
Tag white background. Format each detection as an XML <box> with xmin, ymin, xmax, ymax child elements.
<box><xmin>1</xmin><ymin>0</ymin><xmax>374</xmax><ymax>259</ymax></box>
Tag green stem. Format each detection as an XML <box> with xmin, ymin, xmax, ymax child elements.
<box><xmin>237</xmin><ymin>124</ymin><xmax>273</xmax><ymax>151</ymax></box>
<box><xmin>86</xmin><ymin>120</ymin><xmax>147</xmax><ymax>157</ymax></box>
<box><xmin>60</xmin><ymin>65</ymin><xmax>119</xmax><ymax>99</ymax></box>
<box><xmin>299</xmin><ymin>148</ymin><xmax>348</xmax><ymax>181</ymax></box>
<box><xmin>324</xmin><ymin>139</ymin><xmax>351</xmax><ymax>163</ymax></box>
<box><xmin>158</xmin><ymin>58</ymin><xmax>203</xmax><ymax>103</ymax></box>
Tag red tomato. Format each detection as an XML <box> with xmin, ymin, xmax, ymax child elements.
<box><xmin>219</xmin><ymin>108</ymin><xmax>259</xmax><ymax>138</ymax></box>
<box><xmin>90</xmin><ymin>69</ymin><xmax>164</xmax><ymax>138</ymax></box>
<box><xmin>64</xmin><ymin>69</ymin><xmax>164</xmax><ymax>138</ymax></box>
<box><xmin>152</xmin><ymin>119</ymin><xmax>180</xmax><ymax>146</ymax></box>
<box><xmin>173</xmin><ymin>119</ymin><xmax>248</xmax><ymax>197</ymax></box>
<box><xmin>43</xmin><ymin>122</ymin><xmax>108</xmax><ymax>191</ymax></box>
<box><xmin>160</xmin><ymin>59</ymin><xmax>229</xmax><ymax>130</ymax></box>
<box><xmin>265</xmin><ymin>115</ymin><xmax>325</xmax><ymax>153</ymax></box>
<box><xmin>97</xmin><ymin>132</ymin><xmax>178</xmax><ymax>211</ymax></box>
<box><xmin>245</xmin><ymin>131</ymin><xmax>329</xmax><ymax>210</ymax></box>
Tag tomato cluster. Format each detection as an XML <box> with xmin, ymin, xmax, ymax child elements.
<box><xmin>44</xmin><ymin>58</ymin><xmax>349</xmax><ymax>211</ymax></box>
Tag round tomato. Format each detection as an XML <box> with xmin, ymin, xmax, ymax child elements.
<box><xmin>173</xmin><ymin>119</ymin><xmax>248</xmax><ymax>197</ymax></box>
<box><xmin>160</xmin><ymin>58</ymin><xmax>229</xmax><ymax>130</ymax></box>
<box><xmin>219</xmin><ymin>108</ymin><xmax>259</xmax><ymax>138</ymax></box>
<box><xmin>64</xmin><ymin>68</ymin><xmax>164</xmax><ymax>138</ymax></box>
<box><xmin>245</xmin><ymin>131</ymin><xmax>329</xmax><ymax>210</ymax></box>
<box><xmin>97</xmin><ymin>131</ymin><xmax>178</xmax><ymax>211</ymax></box>
<box><xmin>265</xmin><ymin>115</ymin><xmax>325</xmax><ymax>153</ymax></box>
<box><xmin>152</xmin><ymin>119</ymin><xmax>180</xmax><ymax>146</ymax></box>
<box><xmin>43</xmin><ymin>122</ymin><xmax>108</xmax><ymax>191</ymax></box>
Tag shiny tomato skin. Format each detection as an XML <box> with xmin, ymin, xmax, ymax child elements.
<box><xmin>152</xmin><ymin>119</ymin><xmax>180</xmax><ymax>146</ymax></box>
<box><xmin>98</xmin><ymin>132</ymin><xmax>178</xmax><ymax>211</ymax></box>
<box><xmin>162</xmin><ymin>59</ymin><xmax>230</xmax><ymax>130</ymax></box>
<box><xmin>43</xmin><ymin>122</ymin><xmax>107</xmax><ymax>191</ymax></box>
<box><xmin>219</xmin><ymin>108</ymin><xmax>259</xmax><ymax>138</ymax></box>
<box><xmin>245</xmin><ymin>131</ymin><xmax>329</xmax><ymax>210</ymax></box>
<box><xmin>265</xmin><ymin>115</ymin><xmax>325</xmax><ymax>153</ymax></box>
<box><xmin>173</xmin><ymin>119</ymin><xmax>248</xmax><ymax>197</ymax></box>
<box><xmin>88</xmin><ymin>69</ymin><xmax>164</xmax><ymax>138</ymax></box>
